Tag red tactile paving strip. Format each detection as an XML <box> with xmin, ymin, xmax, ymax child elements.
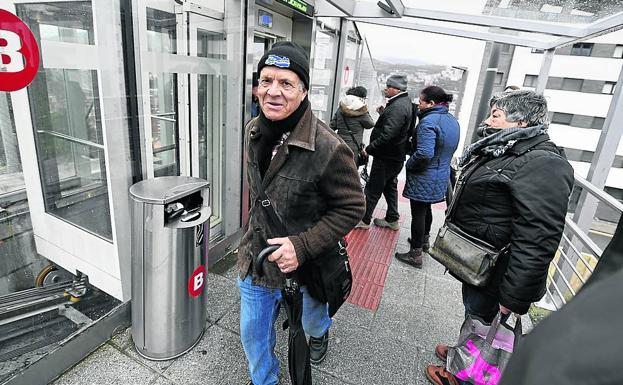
<box><xmin>344</xmin><ymin>209</ymin><xmax>401</xmax><ymax>311</ymax></box>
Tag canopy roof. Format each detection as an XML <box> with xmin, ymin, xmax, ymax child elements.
<box><xmin>315</xmin><ymin>0</ymin><xmax>623</xmax><ymax>49</ymax></box>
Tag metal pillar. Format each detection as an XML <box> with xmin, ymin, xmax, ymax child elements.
<box><xmin>535</xmin><ymin>48</ymin><xmax>555</xmax><ymax>94</ymax></box>
<box><xmin>331</xmin><ymin>18</ymin><xmax>350</xmax><ymax>118</ymax></box>
<box><xmin>471</xmin><ymin>42</ymin><xmax>501</xmax><ymax>144</ymax></box>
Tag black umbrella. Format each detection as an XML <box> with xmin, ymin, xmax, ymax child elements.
<box><xmin>255</xmin><ymin>245</ymin><xmax>312</xmax><ymax>385</ymax></box>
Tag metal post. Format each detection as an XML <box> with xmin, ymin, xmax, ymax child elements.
<box><xmin>331</xmin><ymin>18</ymin><xmax>350</xmax><ymax>118</ymax></box>
<box><xmin>471</xmin><ymin>42</ymin><xmax>501</xmax><ymax>143</ymax></box>
<box><xmin>535</xmin><ymin>48</ymin><xmax>555</xmax><ymax>94</ymax></box>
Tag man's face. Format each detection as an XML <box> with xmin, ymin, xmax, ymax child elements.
<box><xmin>258</xmin><ymin>67</ymin><xmax>307</xmax><ymax>121</ymax></box>
<box><xmin>384</xmin><ymin>86</ymin><xmax>400</xmax><ymax>98</ymax></box>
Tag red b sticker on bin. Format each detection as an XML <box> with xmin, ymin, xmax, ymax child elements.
<box><xmin>0</xmin><ymin>9</ymin><xmax>40</xmax><ymax>92</ymax></box>
<box><xmin>188</xmin><ymin>265</ymin><xmax>206</xmax><ymax>297</ymax></box>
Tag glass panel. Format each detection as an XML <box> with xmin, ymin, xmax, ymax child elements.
<box><xmin>17</xmin><ymin>2</ymin><xmax>94</xmax><ymax>45</ymax></box>
<box><xmin>146</xmin><ymin>8</ymin><xmax>177</xmax><ymax>54</ymax></box>
<box><xmin>196</xmin><ymin>29</ymin><xmax>226</xmax><ymax>226</ymax></box>
<box><xmin>198</xmin><ymin>74</ymin><xmax>224</xmax><ymax>224</ymax></box>
<box><xmin>26</xmin><ymin>69</ymin><xmax>112</xmax><ymax>240</ymax></box>
<box><xmin>310</xmin><ymin>27</ymin><xmax>339</xmax><ymax>123</ymax></box>
<box><xmin>149</xmin><ymin>73</ymin><xmax>179</xmax><ymax>177</ymax></box>
<box><xmin>197</xmin><ymin>30</ymin><xmax>227</xmax><ymax>59</ymax></box>
<box><xmin>0</xmin><ymin>94</ymin><xmax>23</xmax><ymax>196</ymax></box>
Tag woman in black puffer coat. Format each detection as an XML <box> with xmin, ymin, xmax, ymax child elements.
<box><xmin>425</xmin><ymin>90</ymin><xmax>575</xmax><ymax>385</ymax></box>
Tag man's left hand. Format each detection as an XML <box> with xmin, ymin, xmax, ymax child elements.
<box><xmin>267</xmin><ymin>237</ymin><xmax>299</xmax><ymax>274</ymax></box>
<box><xmin>499</xmin><ymin>304</ymin><xmax>511</xmax><ymax>315</ymax></box>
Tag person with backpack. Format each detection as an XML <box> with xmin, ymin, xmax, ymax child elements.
<box><xmin>329</xmin><ymin>86</ymin><xmax>375</xmax><ymax>166</ymax></box>
<box><xmin>355</xmin><ymin>74</ymin><xmax>413</xmax><ymax>230</ymax></box>
<box><xmin>395</xmin><ymin>86</ymin><xmax>460</xmax><ymax>268</ymax></box>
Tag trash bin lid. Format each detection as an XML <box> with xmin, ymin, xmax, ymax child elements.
<box><xmin>129</xmin><ymin>176</ymin><xmax>210</xmax><ymax>204</ymax></box>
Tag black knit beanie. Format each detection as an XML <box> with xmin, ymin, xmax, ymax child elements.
<box><xmin>257</xmin><ymin>41</ymin><xmax>310</xmax><ymax>90</ymax></box>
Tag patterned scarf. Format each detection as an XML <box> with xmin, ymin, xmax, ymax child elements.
<box><xmin>459</xmin><ymin>124</ymin><xmax>547</xmax><ymax>166</ymax></box>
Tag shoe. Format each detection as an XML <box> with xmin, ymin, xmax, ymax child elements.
<box><xmin>394</xmin><ymin>248</ymin><xmax>423</xmax><ymax>268</ymax></box>
<box><xmin>407</xmin><ymin>235</ymin><xmax>430</xmax><ymax>252</ymax></box>
<box><xmin>425</xmin><ymin>365</ymin><xmax>458</xmax><ymax>385</ymax></box>
<box><xmin>309</xmin><ymin>330</ymin><xmax>329</xmax><ymax>365</ymax></box>
<box><xmin>373</xmin><ymin>218</ymin><xmax>400</xmax><ymax>230</ymax></box>
<box><xmin>435</xmin><ymin>344</ymin><xmax>448</xmax><ymax>362</ymax></box>
<box><xmin>355</xmin><ymin>220</ymin><xmax>371</xmax><ymax>230</ymax></box>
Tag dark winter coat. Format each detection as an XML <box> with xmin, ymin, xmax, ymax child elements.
<box><xmin>499</xmin><ymin>215</ymin><xmax>623</xmax><ymax>385</ymax></box>
<box><xmin>403</xmin><ymin>105</ymin><xmax>459</xmax><ymax>203</ymax></box>
<box><xmin>238</xmin><ymin>106</ymin><xmax>365</xmax><ymax>288</ymax></box>
<box><xmin>329</xmin><ymin>96</ymin><xmax>375</xmax><ymax>158</ymax></box>
<box><xmin>366</xmin><ymin>92</ymin><xmax>412</xmax><ymax>162</ymax></box>
<box><xmin>451</xmin><ymin>134</ymin><xmax>574</xmax><ymax>314</ymax></box>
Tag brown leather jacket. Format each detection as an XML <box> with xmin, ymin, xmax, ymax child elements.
<box><xmin>238</xmin><ymin>106</ymin><xmax>365</xmax><ymax>288</ymax></box>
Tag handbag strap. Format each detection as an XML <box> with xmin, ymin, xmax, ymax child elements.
<box><xmin>485</xmin><ymin>312</ymin><xmax>522</xmax><ymax>345</ymax></box>
<box><xmin>339</xmin><ymin>112</ymin><xmax>362</xmax><ymax>149</ymax></box>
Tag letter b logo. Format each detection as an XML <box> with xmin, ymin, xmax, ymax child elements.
<box><xmin>188</xmin><ymin>265</ymin><xmax>206</xmax><ymax>297</ymax></box>
<box><xmin>0</xmin><ymin>30</ymin><xmax>25</xmax><ymax>72</ymax></box>
<box><xmin>0</xmin><ymin>10</ymin><xmax>40</xmax><ymax>91</ymax></box>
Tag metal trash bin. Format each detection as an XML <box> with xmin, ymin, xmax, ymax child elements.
<box><xmin>129</xmin><ymin>176</ymin><xmax>210</xmax><ymax>360</ymax></box>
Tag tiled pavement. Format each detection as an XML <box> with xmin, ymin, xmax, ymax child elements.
<box><xmin>52</xmin><ymin>176</ymin><xmax>468</xmax><ymax>385</ymax></box>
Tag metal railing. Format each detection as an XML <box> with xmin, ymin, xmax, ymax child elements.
<box><xmin>539</xmin><ymin>172</ymin><xmax>623</xmax><ymax>310</ymax></box>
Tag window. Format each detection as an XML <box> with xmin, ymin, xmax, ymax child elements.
<box><xmin>551</xmin><ymin>112</ymin><xmax>573</xmax><ymax>125</ymax></box>
<box><xmin>561</xmin><ymin>78</ymin><xmax>583</xmax><ymax>92</ymax></box>
<box><xmin>570</xmin><ymin>43</ymin><xmax>593</xmax><ymax>56</ymax></box>
<box><xmin>523</xmin><ymin>74</ymin><xmax>538</xmax><ymax>87</ymax></box>
<box><xmin>592</xmin><ymin>117</ymin><xmax>605</xmax><ymax>129</ymax></box>
<box><xmin>613</xmin><ymin>45</ymin><xmax>623</xmax><ymax>59</ymax></box>
<box><xmin>494</xmin><ymin>72</ymin><xmax>504</xmax><ymax>85</ymax></box>
<box><xmin>602</xmin><ymin>82</ymin><xmax>616</xmax><ymax>95</ymax></box>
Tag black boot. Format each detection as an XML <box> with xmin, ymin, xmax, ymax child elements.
<box><xmin>407</xmin><ymin>236</ymin><xmax>430</xmax><ymax>252</ymax></box>
<box><xmin>395</xmin><ymin>247</ymin><xmax>423</xmax><ymax>268</ymax></box>
<box><xmin>423</xmin><ymin>234</ymin><xmax>430</xmax><ymax>252</ymax></box>
<box><xmin>309</xmin><ymin>330</ymin><xmax>329</xmax><ymax>365</ymax></box>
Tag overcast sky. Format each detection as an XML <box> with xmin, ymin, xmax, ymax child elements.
<box><xmin>354</xmin><ymin>0</ymin><xmax>489</xmax><ymax>66</ymax></box>
<box><xmin>356</xmin><ymin>22</ymin><xmax>486</xmax><ymax>67</ymax></box>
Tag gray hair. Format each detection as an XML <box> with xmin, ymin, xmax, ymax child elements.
<box><xmin>489</xmin><ymin>90</ymin><xmax>548</xmax><ymax>127</ymax></box>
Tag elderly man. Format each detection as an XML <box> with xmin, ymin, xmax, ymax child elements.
<box><xmin>356</xmin><ymin>74</ymin><xmax>413</xmax><ymax>230</ymax></box>
<box><xmin>238</xmin><ymin>41</ymin><xmax>365</xmax><ymax>385</ymax></box>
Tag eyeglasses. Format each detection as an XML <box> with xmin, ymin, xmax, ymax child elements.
<box><xmin>258</xmin><ymin>77</ymin><xmax>303</xmax><ymax>93</ymax></box>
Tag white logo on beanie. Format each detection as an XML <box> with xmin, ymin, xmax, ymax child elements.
<box><xmin>265</xmin><ymin>55</ymin><xmax>290</xmax><ymax>68</ymax></box>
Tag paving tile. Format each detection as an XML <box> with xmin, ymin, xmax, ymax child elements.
<box><xmin>209</xmin><ymin>251</ymin><xmax>239</xmax><ymax>282</ymax></box>
<box><xmin>332</xmin><ymin>302</ymin><xmax>375</xmax><ymax>330</ymax></box>
<box><xmin>309</xmin><ymin>321</ymin><xmax>419</xmax><ymax>385</ymax></box>
<box><xmin>109</xmin><ymin>327</ymin><xmax>132</xmax><ymax>351</ymax></box>
<box><xmin>206</xmin><ymin>272</ymin><xmax>240</xmax><ymax>323</ymax></box>
<box><xmin>161</xmin><ymin>325</ymin><xmax>249</xmax><ymax>385</ymax></box>
<box><xmin>51</xmin><ymin>344</ymin><xmax>159</xmax><ymax>385</ymax></box>
<box><xmin>150</xmin><ymin>375</ymin><xmax>177</xmax><ymax>385</ymax></box>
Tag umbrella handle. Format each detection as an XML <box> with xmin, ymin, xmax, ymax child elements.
<box><xmin>254</xmin><ymin>244</ymin><xmax>281</xmax><ymax>277</ymax></box>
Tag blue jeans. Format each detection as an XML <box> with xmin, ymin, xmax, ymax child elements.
<box><xmin>238</xmin><ymin>274</ymin><xmax>332</xmax><ymax>385</ymax></box>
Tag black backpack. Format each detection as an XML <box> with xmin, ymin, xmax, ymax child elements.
<box><xmin>405</xmin><ymin>102</ymin><xmax>419</xmax><ymax>154</ymax></box>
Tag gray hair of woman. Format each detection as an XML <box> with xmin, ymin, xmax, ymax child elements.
<box><xmin>488</xmin><ymin>89</ymin><xmax>548</xmax><ymax>127</ymax></box>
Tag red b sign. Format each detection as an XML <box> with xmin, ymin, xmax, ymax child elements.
<box><xmin>0</xmin><ymin>9</ymin><xmax>40</xmax><ymax>92</ymax></box>
<box><xmin>188</xmin><ymin>265</ymin><xmax>206</xmax><ymax>297</ymax></box>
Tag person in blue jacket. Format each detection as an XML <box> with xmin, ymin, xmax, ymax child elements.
<box><xmin>395</xmin><ymin>85</ymin><xmax>460</xmax><ymax>268</ymax></box>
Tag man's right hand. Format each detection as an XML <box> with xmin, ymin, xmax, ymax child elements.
<box><xmin>376</xmin><ymin>105</ymin><xmax>385</xmax><ymax>114</ymax></box>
